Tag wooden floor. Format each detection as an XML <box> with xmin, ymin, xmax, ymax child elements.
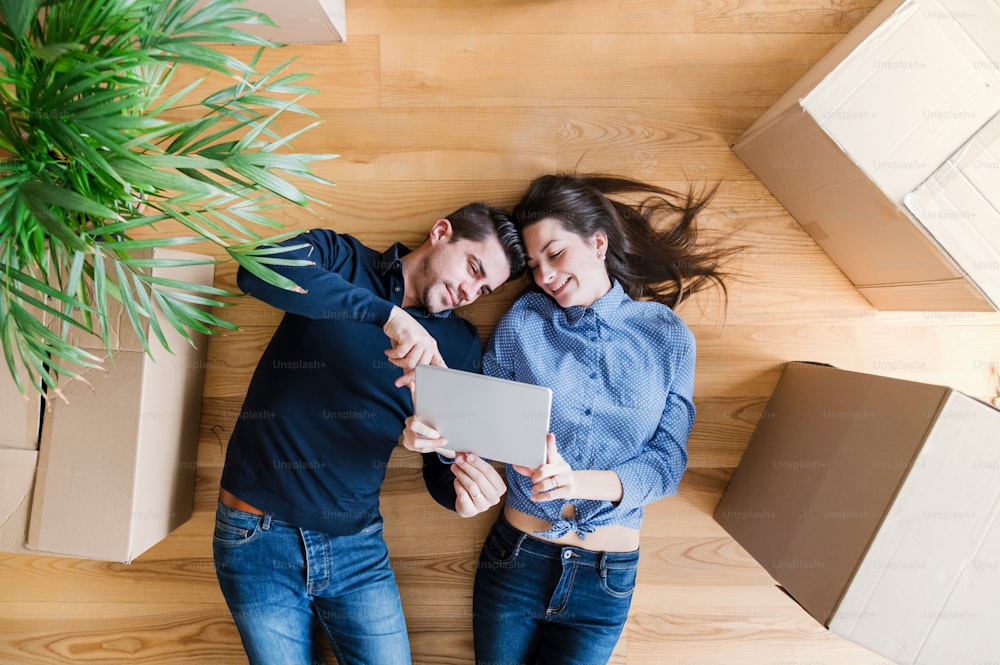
<box><xmin>3</xmin><ymin>1</ymin><xmax>1000</xmax><ymax>663</ymax></box>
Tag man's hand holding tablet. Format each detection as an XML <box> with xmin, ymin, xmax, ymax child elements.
<box><xmin>411</xmin><ymin>364</ymin><xmax>551</xmax><ymax>468</ymax></box>
<box><xmin>399</xmin><ymin>414</ymin><xmax>508</xmax><ymax>518</ymax></box>
<box><xmin>400</xmin><ymin>365</ymin><xmax>553</xmax><ymax>518</ymax></box>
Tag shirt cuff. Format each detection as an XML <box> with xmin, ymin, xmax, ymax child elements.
<box><xmin>367</xmin><ymin>298</ymin><xmax>396</xmax><ymax>326</ymax></box>
<box><xmin>613</xmin><ymin>463</ymin><xmax>653</xmax><ymax>513</ymax></box>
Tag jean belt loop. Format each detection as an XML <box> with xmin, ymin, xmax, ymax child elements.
<box><xmin>512</xmin><ymin>532</ymin><xmax>527</xmax><ymax>558</ymax></box>
<box><xmin>261</xmin><ymin>513</ymin><xmax>272</xmax><ymax>531</ymax></box>
<box><xmin>598</xmin><ymin>552</ymin><xmax>608</xmax><ymax>578</ymax></box>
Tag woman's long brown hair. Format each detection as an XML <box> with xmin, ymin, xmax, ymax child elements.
<box><xmin>511</xmin><ymin>173</ymin><xmax>735</xmax><ymax>308</ymax></box>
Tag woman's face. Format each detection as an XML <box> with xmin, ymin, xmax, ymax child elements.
<box><xmin>522</xmin><ymin>217</ymin><xmax>612</xmax><ymax>308</ymax></box>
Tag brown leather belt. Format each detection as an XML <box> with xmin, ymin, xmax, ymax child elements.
<box><xmin>219</xmin><ymin>488</ymin><xmax>264</xmax><ymax>515</ymax></box>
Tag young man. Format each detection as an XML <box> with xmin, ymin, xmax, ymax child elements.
<box><xmin>214</xmin><ymin>202</ymin><xmax>526</xmax><ymax>665</ymax></box>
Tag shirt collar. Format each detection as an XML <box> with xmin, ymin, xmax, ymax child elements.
<box><xmin>375</xmin><ymin>242</ymin><xmax>451</xmax><ymax>319</ymax></box>
<box><xmin>562</xmin><ymin>280</ymin><xmax>630</xmax><ymax>327</ymax></box>
<box><xmin>375</xmin><ymin>243</ymin><xmax>409</xmax><ymax>276</ymax></box>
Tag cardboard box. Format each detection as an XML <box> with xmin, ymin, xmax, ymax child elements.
<box><xmin>732</xmin><ymin>0</ymin><xmax>1000</xmax><ymax>311</ymax></box>
<box><xmin>199</xmin><ymin>0</ymin><xmax>346</xmax><ymax>43</ymax></box>
<box><xmin>0</xmin><ymin>363</ymin><xmax>42</xmax><ymax>451</ymax></box>
<box><xmin>21</xmin><ymin>249</ymin><xmax>213</xmax><ymax>563</ymax></box>
<box><xmin>905</xmin><ymin>111</ymin><xmax>1000</xmax><ymax>303</ymax></box>
<box><xmin>0</xmin><ymin>448</ymin><xmax>39</xmax><ymax>555</ymax></box>
<box><xmin>714</xmin><ymin>362</ymin><xmax>1000</xmax><ymax>664</ymax></box>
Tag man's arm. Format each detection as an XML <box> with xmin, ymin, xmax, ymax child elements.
<box><xmin>236</xmin><ymin>229</ymin><xmax>394</xmax><ymax>324</ymax></box>
<box><xmin>239</xmin><ymin>229</ymin><xmax>443</xmax><ymax>369</ymax></box>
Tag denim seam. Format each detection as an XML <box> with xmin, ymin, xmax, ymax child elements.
<box><xmin>218</xmin><ymin>501</ymin><xmax>263</xmax><ymax>521</ymax></box>
<box><xmin>518</xmin><ymin>547</ymin><xmax>560</xmax><ymax>563</ymax></box>
<box><xmin>319</xmin><ymin>531</ymin><xmax>332</xmax><ymax>593</ymax></box>
<box><xmin>214</xmin><ymin>522</ymin><xmax>249</xmax><ymax>540</ymax></box>
<box><xmin>546</xmin><ymin>563</ymin><xmax>577</xmax><ymax>616</ymax></box>
<box><xmin>511</xmin><ymin>532</ymin><xmax>527</xmax><ymax>558</ymax></box>
<box><xmin>598</xmin><ymin>559</ymin><xmax>636</xmax><ymax>599</ymax></box>
<box><xmin>214</xmin><ymin>507</ymin><xmax>263</xmax><ymax>547</ymax></box>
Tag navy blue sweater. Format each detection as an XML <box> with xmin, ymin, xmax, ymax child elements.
<box><xmin>220</xmin><ymin>230</ymin><xmax>480</xmax><ymax>535</ymax></box>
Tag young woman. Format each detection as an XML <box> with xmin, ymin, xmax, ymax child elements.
<box><xmin>402</xmin><ymin>173</ymin><xmax>732</xmax><ymax>665</ymax></box>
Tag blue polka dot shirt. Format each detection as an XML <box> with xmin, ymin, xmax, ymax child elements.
<box><xmin>483</xmin><ymin>281</ymin><xmax>695</xmax><ymax>539</ymax></box>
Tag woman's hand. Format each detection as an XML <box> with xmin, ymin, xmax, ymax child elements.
<box><xmin>512</xmin><ymin>434</ymin><xmax>577</xmax><ymax>501</ymax></box>
<box><xmin>399</xmin><ymin>420</ymin><xmax>507</xmax><ymax>517</ymax></box>
<box><xmin>452</xmin><ymin>453</ymin><xmax>507</xmax><ymax>518</ymax></box>
<box><xmin>512</xmin><ymin>433</ymin><xmax>624</xmax><ymax>503</ymax></box>
<box><xmin>399</xmin><ymin>416</ymin><xmax>448</xmax><ymax>454</ymax></box>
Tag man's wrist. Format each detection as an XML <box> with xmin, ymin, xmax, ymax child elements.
<box><xmin>383</xmin><ymin>305</ymin><xmax>402</xmax><ymax>333</ymax></box>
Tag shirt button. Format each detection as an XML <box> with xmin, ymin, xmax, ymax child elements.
<box><xmin>589</xmin><ymin>372</ymin><xmax>597</xmax><ymax>379</ymax></box>
<box><xmin>584</xmin><ymin>408</ymin><xmax>592</xmax><ymax>416</ymax></box>
<box><xmin>393</xmin><ymin>286</ymin><xmax>401</xmax><ymax>293</ymax></box>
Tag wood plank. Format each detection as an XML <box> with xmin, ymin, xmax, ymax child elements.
<box><xmin>625</xmin><ymin>586</ymin><xmax>896</xmax><ymax>664</ymax></box>
<box><xmin>380</xmin><ymin>34</ymin><xmax>843</xmax><ymax>108</ymax></box>
<box><xmin>556</xmin><ymin>106</ymin><xmax>769</xmax><ymax>182</ymax></box>
<box><xmin>162</xmin><ymin>37</ymin><xmax>380</xmax><ymax>109</ymax></box>
<box><xmin>692</xmin><ymin>320</ymin><xmax>1000</xmax><ymax>398</ymax></box>
<box><xmin>694</xmin><ymin>0</ymin><xmax>880</xmax><ymax>34</ymax></box>
<box><xmin>350</xmin><ymin>1</ymin><xmax>696</xmax><ymax>35</ymax></box>
<box><xmin>0</xmin><ymin>603</ymin><xmax>244</xmax><ymax>665</ymax></box>
<box><xmin>0</xmin><ymin>521</ymin><xmax>222</xmax><ymax>605</ymax></box>
<box><xmin>308</xmin><ymin>109</ymin><xmax>560</xmax><ymax>183</ymax></box>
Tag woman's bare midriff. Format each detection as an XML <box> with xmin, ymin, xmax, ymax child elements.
<box><xmin>504</xmin><ymin>504</ymin><xmax>640</xmax><ymax>552</ymax></box>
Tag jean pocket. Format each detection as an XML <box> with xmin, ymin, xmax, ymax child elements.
<box><xmin>480</xmin><ymin>528</ymin><xmax>519</xmax><ymax>566</ymax></box>
<box><xmin>599</xmin><ymin>562</ymin><xmax>637</xmax><ymax>598</ymax></box>
<box><xmin>357</xmin><ymin>516</ymin><xmax>384</xmax><ymax>536</ymax></box>
<box><xmin>213</xmin><ymin>504</ymin><xmax>262</xmax><ymax>547</ymax></box>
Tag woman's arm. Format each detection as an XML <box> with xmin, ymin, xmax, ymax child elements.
<box><xmin>520</xmin><ymin>335</ymin><xmax>695</xmax><ymax>509</ymax></box>
<box><xmin>610</xmin><ymin>340</ymin><xmax>695</xmax><ymax>512</ymax></box>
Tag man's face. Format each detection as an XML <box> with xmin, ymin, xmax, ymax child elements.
<box><xmin>414</xmin><ymin>221</ymin><xmax>512</xmax><ymax>314</ymax></box>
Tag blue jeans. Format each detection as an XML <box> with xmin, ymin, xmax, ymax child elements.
<box><xmin>213</xmin><ymin>501</ymin><xmax>411</xmax><ymax>665</ymax></box>
<box><xmin>472</xmin><ymin>512</ymin><xmax>639</xmax><ymax>665</ymax></box>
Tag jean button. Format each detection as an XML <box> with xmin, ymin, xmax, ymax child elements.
<box><xmin>563</xmin><ymin>550</ymin><xmax>572</xmax><ymax>559</ymax></box>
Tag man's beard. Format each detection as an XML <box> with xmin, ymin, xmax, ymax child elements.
<box><xmin>418</xmin><ymin>257</ymin><xmax>449</xmax><ymax>313</ymax></box>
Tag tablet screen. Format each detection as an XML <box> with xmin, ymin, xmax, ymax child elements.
<box><xmin>414</xmin><ymin>364</ymin><xmax>551</xmax><ymax>468</ymax></box>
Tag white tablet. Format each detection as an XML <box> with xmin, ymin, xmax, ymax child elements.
<box><xmin>414</xmin><ymin>364</ymin><xmax>551</xmax><ymax>468</ymax></box>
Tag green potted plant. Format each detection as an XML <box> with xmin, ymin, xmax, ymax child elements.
<box><xmin>0</xmin><ymin>0</ymin><xmax>336</xmax><ymax>399</ymax></box>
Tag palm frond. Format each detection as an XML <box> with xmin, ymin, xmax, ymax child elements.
<box><xmin>0</xmin><ymin>0</ymin><xmax>338</xmax><ymax>395</ymax></box>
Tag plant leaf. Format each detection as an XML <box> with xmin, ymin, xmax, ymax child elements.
<box><xmin>228</xmin><ymin>248</ymin><xmax>305</xmax><ymax>293</ymax></box>
<box><xmin>112</xmin><ymin>260</ymin><xmax>151</xmax><ymax>354</ymax></box>
<box><xmin>131</xmin><ymin>271</ymin><xmax>170</xmax><ymax>352</ymax></box>
<box><xmin>17</xmin><ymin>189</ymin><xmax>89</xmax><ymax>253</ymax></box>
<box><xmin>20</xmin><ymin>181</ymin><xmax>122</xmax><ymax>220</ymax></box>
<box><xmin>109</xmin><ymin>159</ymin><xmax>220</xmax><ymax>199</ymax></box>
<box><xmin>230</xmin><ymin>164</ymin><xmax>308</xmax><ymax>206</ymax></box>
<box><xmin>0</xmin><ymin>0</ymin><xmax>40</xmax><ymax>40</ymax></box>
